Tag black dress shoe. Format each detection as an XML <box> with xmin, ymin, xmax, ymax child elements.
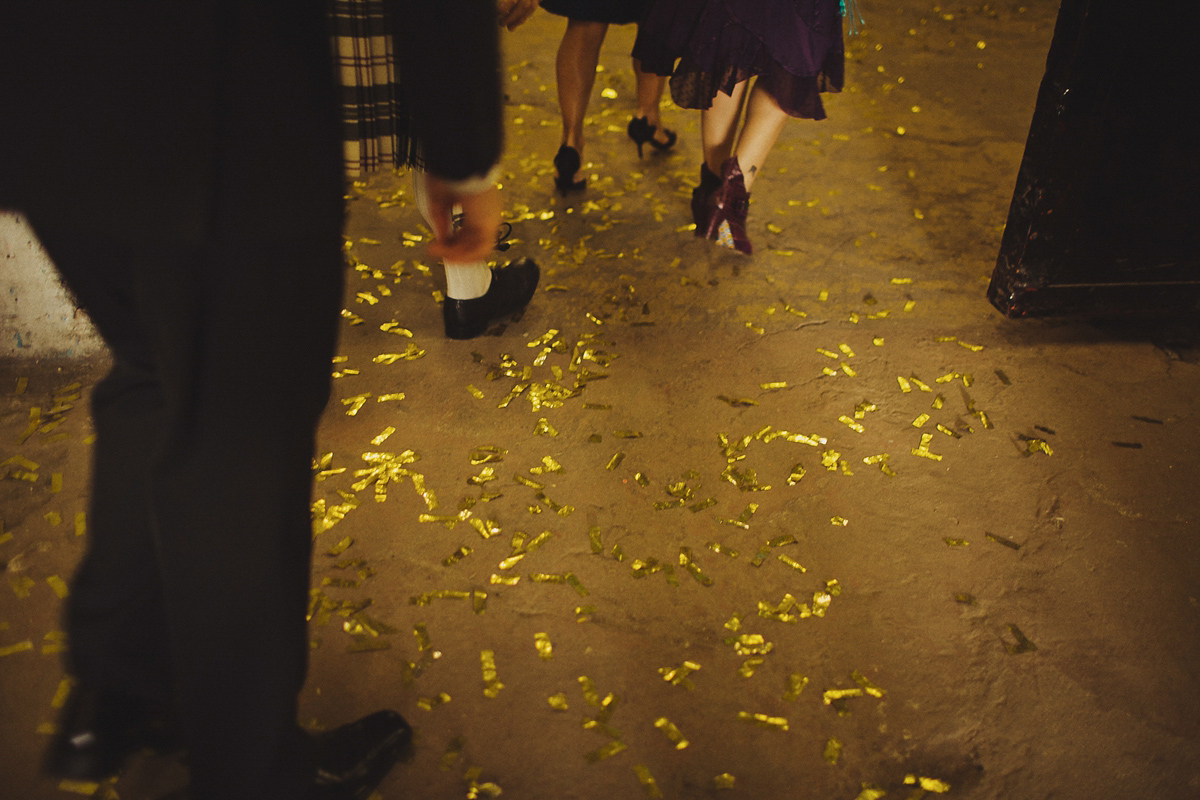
<box><xmin>44</xmin><ymin>685</ymin><xmax>177</xmax><ymax>781</ymax></box>
<box><xmin>443</xmin><ymin>257</ymin><xmax>540</xmax><ymax>340</ymax></box>
<box><xmin>154</xmin><ymin>711</ymin><xmax>412</xmax><ymax>800</ymax></box>
<box><xmin>306</xmin><ymin>710</ymin><xmax>412</xmax><ymax>800</ymax></box>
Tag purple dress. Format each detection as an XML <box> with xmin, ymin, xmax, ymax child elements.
<box><xmin>632</xmin><ymin>0</ymin><xmax>844</xmax><ymax>119</ymax></box>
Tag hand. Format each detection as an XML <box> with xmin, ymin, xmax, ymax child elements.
<box><xmin>496</xmin><ymin>0</ymin><xmax>539</xmax><ymax>30</ymax></box>
<box><xmin>423</xmin><ymin>177</ymin><xmax>502</xmax><ymax>264</ymax></box>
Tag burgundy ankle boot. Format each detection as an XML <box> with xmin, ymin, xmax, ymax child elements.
<box><xmin>704</xmin><ymin>157</ymin><xmax>753</xmax><ymax>255</ymax></box>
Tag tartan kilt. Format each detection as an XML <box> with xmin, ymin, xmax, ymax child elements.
<box><xmin>331</xmin><ymin>0</ymin><xmax>407</xmax><ymax>176</ymax></box>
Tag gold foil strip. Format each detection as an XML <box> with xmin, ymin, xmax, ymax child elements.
<box><xmin>481</xmin><ymin>650</ymin><xmax>504</xmax><ymax>697</ymax></box>
<box><xmin>677</xmin><ymin>547</ymin><xmax>714</xmax><ymax>587</ymax></box>
<box><xmin>824</xmin><ymin>737</ymin><xmax>843</xmax><ymax>764</ymax></box>
<box><xmin>417</xmin><ymin>692</ymin><xmax>451</xmax><ymax>711</ymax></box>
<box><xmin>585</xmin><ymin>741</ymin><xmax>627</xmax><ymax>763</ymax></box>
<box><xmin>0</xmin><ymin>640</ymin><xmax>34</xmax><ymax>657</ymax></box>
<box><xmin>840</xmin><ymin>363</ymin><xmax>857</xmax><ymax>377</ymax></box>
<box><xmin>738</xmin><ymin>657</ymin><xmax>765</xmax><ymax>677</ymax></box>
<box><xmin>489</xmin><ymin>574</ymin><xmax>520</xmax><ymax>586</ymax></box>
<box><xmin>737</xmin><ymin>711</ymin><xmax>788</xmax><ymax>731</ymax></box>
<box><xmin>1026</xmin><ymin>438</ymin><xmax>1053</xmax><ymax>456</ymax></box>
<box><xmin>839</xmin><ymin>415</ymin><xmax>865</xmax><ymax>433</ymax></box>
<box><xmin>729</xmin><ymin>633</ymin><xmax>773</xmax><ymax>656</ymax></box>
<box><xmin>1004</xmin><ymin>624</ymin><xmax>1038</xmax><ymax>654</ymax></box>
<box><xmin>376</xmin><ymin>393</ymin><xmax>406</xmax><ymax>403</ymax></box>
<box><xmin>606</xmin><ymin>452</ymin><xmax>626</xmax><ymax>470</ymax></box>
<box><xmin>905</xmin><ymin>775</ymin><xmax>952</xmax><ymax>793</ymax></box>
<box><xmin>659</xmin><ymin>660</ymin><xmax>701</xmax><ymax>689</ymax></box>
<box><xmin>548</xmin><ymin>692</ymin><xmax>570</xmax><ymax>711</ymax></box>
<box><xmin>469</xmin><ymin>446</ymin><xmax>507</xmax><ymax>465</ymax></box>
<box><xmin>911</xmin><ymin>433</ymin><xmax>943</xmax><ymax>461</ymax></box>
<box><xmin>912</xmin><ymin>413</ymin><xmax>930</xmax><ymax>428</ymax></box>
<box><xmin>783</xmin><ymin>673</ymin><xmax>809</xmax><ymax>701</ymax></box>
<box><xmin>534</xmin><ymin>632</ymin><xmax>553</xmax><ymax>660</ymax></box>
<box><xmin>817</xmin><ymin>348</ymin><xmax>840</xmax><ymax>359</ymax></box>
<box><xmin>855</xmin><ymin>786</ymin><xmax>887</xmax><ymax>800</ymax></box>
<box><xmin>778</xmin><ymin>554</ymin><xmax>807</xmax><ymax>572</ymax></box>
<box><xmin>442</xmin><ymin>546</ymin><xmax>472</xmax><ymax>567</ymax></box>
<box><xmin>851</xmin><ymin>670</ymin><xmax>885</xmax><ymax>698</ymax></box>
<box><xmin>434</xmin><ymin>736</ymin><xmax>464</xmax><ymax>773</ymax></box>
<box><xmin>707</xmin><ymin>542</ymin><xmax>738</xmax><ymax>558</ymax></box>
<box><xmin>985</xmin><ymin>531</ymin><xmax>1021</xmax><ymax>550</ymax></box>
<box><xmin>760</xmin><ymin>382</ymin><xmax>789</xmax><ymax>390</ymax></box>
<box><xmin>46</xmin><ymin>576</ymin><xmax>69</xmax><ymax>599</ymax></box>
<box><xmin>533</xmin><ymin>418</ymin><xmax>559</xmax><ymax>437</ymax></box>
<box><xmin>654</xmin><ymin>717</ymin><xmax>689</xmax><ymax>749</ymax></box>
<box><xmin>897</xmin><ymin>376</ymin><xmax>912</xmax><ymax>393</ymax></box>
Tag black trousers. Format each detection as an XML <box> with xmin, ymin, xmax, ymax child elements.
<box><xmin>34</xmin><ymin>220</ymin><xmax>344</xmax><ymax>800</ymax></box>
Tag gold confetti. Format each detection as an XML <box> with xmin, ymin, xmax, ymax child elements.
<box><xmin>831</xmin><ymin>517</ymin><xmax>849</xmax><ymax>526</ymax></box>
<box><xmin>783</xmin><ymin>673</ymin><xmax>809</xmax><ymax>701</ymax></box>
<box><xmin>370</xmin><ymin>426</ymin><xmax>396</xmax><ymax>446</ymax></box>
<box><xmin>659</xmin><ymin>660</ymin><xmax>701</xmax><ymax>689</ymax></box>
<box><xmin>548</xmin><ymin>692</ymin><xmax>570</xmax><ymax>711</ymax></box>
<box><xmin>416</xmin><ymin>692</ymin><xmax>451</xmax><ymax>711</ymax></box>
<box><xmin>606</xmin><ymin>452</ymin><xmax>626</xmax><ymax>470</ymax></box>
<box><xmin>714</xmin><ymin>774</ymin><xmax>736</xmax><ymax>789</ymax></box>
<box><xmin>737</xmin><ymin>711</ymin><xmax>788</xmax><ymax>731</ymax></box>
<box><xmin>585</xmin><ymin>740</ymin><xmax>627</xmax><ymax>763</ymax></box>
<box><xmin>467</xmin><ymin>385</ymin><xmax>485</xmax><ymax>400</ymax></box>
<box><xmin>45</xmin><ymin>511</ymin><xmax>62</xmax><ymax>526</ymax></box>
<box><xmin>986</xmin><ymin>531</ymin><xmax>1021</xmax><ymax>550</ymax></box>
<box><xmin>654</xmin><ymin>717</ymin><xmax>689</xmax><ymax>749</ymax></box>
<box><xmin>760</xmin><ymin>381</ymin><xmax>789</xmax><ymax>390</ymax></box>
<box><xmin>1026</xmin><ymin>438</ymin><xmax>1053</xmax><ymax>456</ymax></box>
<box><xmin>376</xmin><ymin>393</ymin><xmax>406</xmax><ymax>403</ymax></box>
<box><xmin>533</xmin><ymin>418</ymin><xmax>559</xmax><ymax>437</ymax></box>
<box><xmin>481</xmin><ymin>650</ymin><xmax>504</xmax><ymax>697</ymax></box>
<box><xmin>824</xmin><ymin>737</ymin><xmax>843</xmax><ymax>764</ymax></box>
<box><xmin>944</xmin><ymin>538</ymin><xmax>969</xmax><ymax>547</ymax></box>
<box><xmin>905</xmin><ymin>774</ymin><xmax>952</xmax><ymax>793</ymax></box>
<box><xmin>0</xmin><ymin>640</ymin><xmax>34</xmax><ymax>657</ymax></box>
<box><xmin>839</xmin><ymin>415</ymin><xmax>865</xmax><ymax>433</ymax></box>
<box><xmin>912</xmin><ymin>413</ymin><xmax>930</xmax><ymax>428</ymax></box>
<box><xmin>56</xmin><ymin>780</ymin><xmax>101</xmax><ymax>795</ymax></box>
<box><xmin>778</xmin><ymin>554</ymin><xmax>807</xmax><ymax>572</ymax></box>
<box><xmin>534</xmin><ymin>632</ymin><xmax>553</xmax><ymax>660</ymax></box>
<box><xmin>46</xmin><ymin>576</ymin><xmax>69</xmax><ymax>599</ymax></box>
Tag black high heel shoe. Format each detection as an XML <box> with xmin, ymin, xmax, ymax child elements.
<box><xmin>627</xmin><ymin>116</ymin><xmax>677</xmax><ymax>158</ymax></box>
<box><xmin>552</xmin><ymin>145</ymin><xmax>586</xmax><ymax>195</ymax></box>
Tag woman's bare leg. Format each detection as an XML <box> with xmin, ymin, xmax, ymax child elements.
<box><xmin>632</xmin><ymin>57</ymin><xmax>672</xmax><ymax>145</ymax></box>
<box><xmin>731</xmin><ymin>81</ymin><xmax>789</xmax><ymax>190</ymax></box>
<box><xmin>700</xmin><ymin>78</ymin><xmax>750</xmax><ymax>175</ymax></box>
<box><xmin>556</xmin><ymin>19</ymin><xmax>608</xmax><ymax>181</ymax></box>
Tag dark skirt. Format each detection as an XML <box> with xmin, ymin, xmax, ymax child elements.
<box><xmin>632</xmin><ymin>0</ymin><xmax>844</xmax><ymax>119</ymax></box>
<box><xmin>541</xmin><ymin>0</ymin><xmax>648</xmax><ymax>25</ymax></box>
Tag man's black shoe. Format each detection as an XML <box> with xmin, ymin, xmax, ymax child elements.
<box><xmin>443</xmin><ymin>257</ymin><xmax>540</xmax><ymax>339</ymax></box>
<box><xmin>44</xmin><ymin>685</ymin><xmax>177</xmax><ymax>781</ymax></box>
<box><xmin>306</xmin><ymin>710</ymin><xmax>412</xmax><ymax>799</ymax></box>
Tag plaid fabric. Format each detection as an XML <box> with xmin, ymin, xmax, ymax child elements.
<box><xmin>330</xmin><ymin>0</ymin><xmax>413</xmax><ymax>176</ymax></box>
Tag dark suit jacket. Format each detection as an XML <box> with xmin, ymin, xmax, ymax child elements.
<box><xmin>0</xmin><ymin>0</ymin><xmax>500</xmax><ymax>244</ymax></box>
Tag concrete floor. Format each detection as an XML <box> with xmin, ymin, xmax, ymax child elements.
<box><xmin>4</xmin><ymin>2</ymin><xmax>1200</xmax><ymax>798</ymax></box>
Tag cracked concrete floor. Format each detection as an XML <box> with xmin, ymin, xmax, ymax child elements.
<box><xmin>4</xmin><ymin>2</ymin><xmax>1200</xmax><ymax>798</ymax></box>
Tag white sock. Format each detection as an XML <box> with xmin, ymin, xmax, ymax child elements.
<box><xmin>412</xmin><ymin>169</ymin><xmax>493</xmax><ymax>300</ymax></box>
<box><xmin>445</xmin><ymin>263</ymin><xmax>493</xmax><ymax>300</ymax></box>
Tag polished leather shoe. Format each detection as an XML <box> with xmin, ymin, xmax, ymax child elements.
<box><xmin>44</xmin><ymin>685</ymin><xmax>177</xmax><ymax>781</ymax></box>
<box><xmin>155</xmin><ymin>710</ymin><xmax>412</xmax><ymax>800</ymax></box>
<box><xmin>306</xmin><ymin>710</ymin><xmax>412</xmax><ymax>800</ymax></box>
<box><xmin>443</xmin><ymin>257</ymin><xmax>540</xmax><ymax>340</ymax></box>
